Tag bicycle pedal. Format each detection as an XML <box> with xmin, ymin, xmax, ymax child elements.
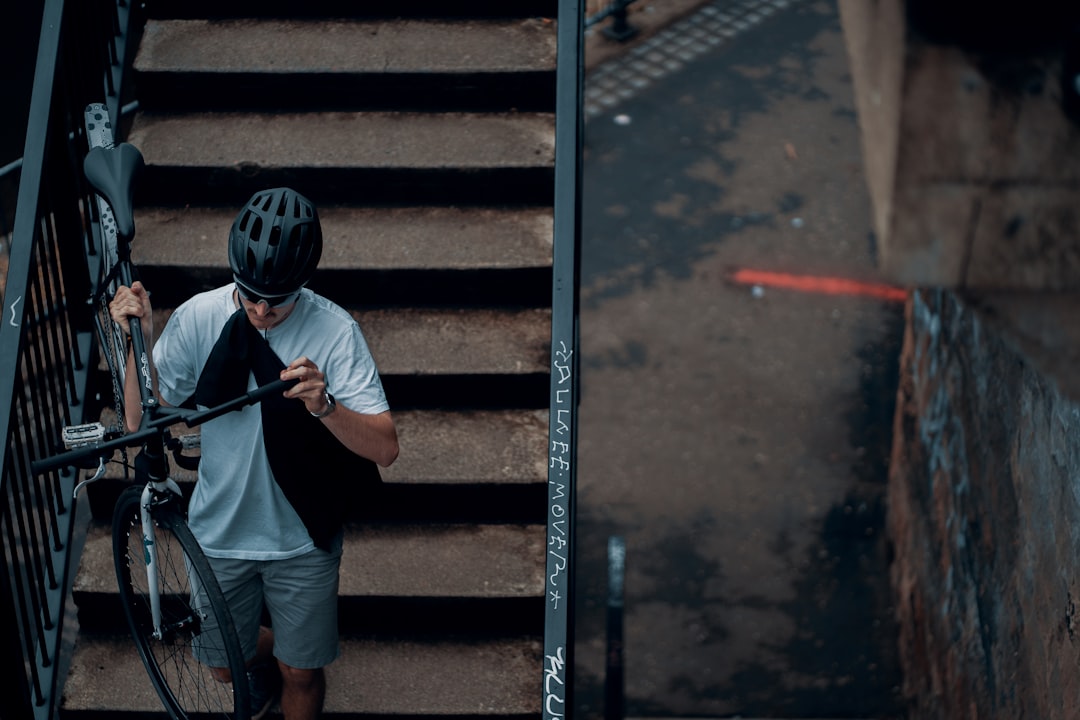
<box><xmin>176</xmin><ymin>434</ymin><xmax>201</xmax><ymax>450</ymax></box>
<box><xmin>62</xmin><ymin>423</ymin><xmax>106</xmax><ymax>449</ymax></box>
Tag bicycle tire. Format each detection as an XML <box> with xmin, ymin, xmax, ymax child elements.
<box><xmin>113</xmin><ymin>485</ymin><xmax>251</xmax><ymax>720</ymax></box>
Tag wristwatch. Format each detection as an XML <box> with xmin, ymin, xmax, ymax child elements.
<box><xmin>311</xmin><ymin>390</ymin><xmax>337</xmax><ymax>418</ymax></box>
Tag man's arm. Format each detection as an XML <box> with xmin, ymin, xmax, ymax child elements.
<box><xmin>320</xmin><ymin>407</ymin><xmax>399</xmax><ymax>468</ymax></box>
<box><xmin>279</xmin><ymin>356</ymin><xmax>399</xmax><ymax>467</ymax></box>
<box><xmin>109</xmin><ymin>281</ymin><xmax>159</xmax><ymax>432</ymax></box>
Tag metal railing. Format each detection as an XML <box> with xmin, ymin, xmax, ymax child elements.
<box><xmin>0</xmin><ymin>0</ymin><xmax>140</xmax><ymax>717</ymax></box>
<box><xmin>543</xmin><ymin>0</ymin><xmax>584</xmax><ymax>717</ymax></box>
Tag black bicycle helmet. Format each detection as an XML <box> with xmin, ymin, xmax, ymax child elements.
<box><xmin>229</xmin><ymin>187</ymin><xmax>322</xmax><ymax>296</ymax></box>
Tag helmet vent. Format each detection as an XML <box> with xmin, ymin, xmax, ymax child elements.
<box><xmin>268</xmin><ymin>225</ymin><xmax>282</xmax><ymax>246</ymax></box>
<box><xmin>259</xmin><ymin>193</ymin><xmax>273</xmax><ymax>212</ymax></box>
<box><xmin>249</xmin><ymin>217</ymin><xmax>262</xmax><ymax>241</ymax></box>
<box><xmin>276</xmin><ymin>193</ymin><xmax>289</xmax><ymax>217</ymax></box>
<box><xmin>289</xmin><ymin>225</ymin><xmax>303</xmax><ymax>246</ymax></box>
<box><xmin>239</xmin><ymin>210</ymin><xmax>251</xmax><ymax>232</ymax></box>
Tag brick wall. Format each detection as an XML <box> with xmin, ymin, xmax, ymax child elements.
<box><xmin>889</xmin><ymin>288</ymin><xmax>1080</xmax><ymax>718</ymax></box>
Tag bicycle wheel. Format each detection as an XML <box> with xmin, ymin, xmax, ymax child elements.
<box><xmin>113</xmin><ymin>485</ymin><xmax>251</xmax><ymax>720</ymax></box>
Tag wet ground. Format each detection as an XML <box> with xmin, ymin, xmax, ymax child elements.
<box><xmin>573</xmin><ymin>1</ymin><xmax>906</xmax><ymax>717</ymax></box>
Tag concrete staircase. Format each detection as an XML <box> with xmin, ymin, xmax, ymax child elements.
<box><xmin>61</xmin><ymin>2</ymin><xmax>557</xmax><ymax>717</ymax></box>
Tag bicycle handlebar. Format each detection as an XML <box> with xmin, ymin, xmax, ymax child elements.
<box><xmin>30</xmin><ymin>378</ymin><xmax>298</xmax><ymax>475</ymax></box>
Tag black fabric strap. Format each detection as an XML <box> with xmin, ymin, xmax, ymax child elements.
<box><xmin>192</xmin><ymin>308</ymin><xmax>380</xmax><ymax>551</ymax></box>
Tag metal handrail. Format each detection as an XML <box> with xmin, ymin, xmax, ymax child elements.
<box><xmin>543</xmin><ymin>0</ymin><xmax>584</xmax><ymax>717</ymax></box>
<box><xmin>0</xmin><ymin>0</ymin><xmax>141</xmax><ymax>717</ymax></box>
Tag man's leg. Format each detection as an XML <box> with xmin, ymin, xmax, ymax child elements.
<box><xmin>192</xmin><ymin>556</ymin><xmax>263</xmax><ymax>684</ymax></box>
<box><xmin>246</xmin><ymin>628</ymin><xmax>283</xmax><ymax>720</ymax></box>
<box><xmin>253</xmin><ymin>625</ymin><xmax>275</xmax><ymax>664</ymax></box>
<box><xmin>278</xmin><ymin>664</ymin><xmax>325</xmax><ymax>720</ymax></box>
<box><xmin>262</xmin><ymin>541</ymin><xmax>342</xmax><ymax>720</ymax></box>
<box><xmin>208</xmin><ymin>626</ymin><xmax>274</xmax><ymax>683</ymax></box>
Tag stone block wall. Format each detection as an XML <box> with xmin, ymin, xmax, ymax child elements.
<box><xmin>889</xmin><ymin>288</ymin><xmax>1080</xmax><ymax>718</ymax></box>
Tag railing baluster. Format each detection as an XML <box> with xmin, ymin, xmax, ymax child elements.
<box><xmin>4</xmin><ymin>495</ymin><xmax>46</xmax><ymax>705</ymax></box>
<box><xmin>19</xmin><ymin>325</ymin><xmax>56</xmax><ymax>629</ymax></box>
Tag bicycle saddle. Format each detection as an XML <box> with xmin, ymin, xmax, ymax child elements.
<box><xmin>83</xmin><ymin>142</ymin><xmax>145</xmax><ymax>243</ymax></box>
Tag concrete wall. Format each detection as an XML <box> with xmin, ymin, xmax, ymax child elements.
<box><xmin>890</xmin><ymin>288</ymin><xmax>1080</xmax><ymax>718</ymax></box>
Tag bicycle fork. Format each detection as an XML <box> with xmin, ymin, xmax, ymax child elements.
<box><xmin>140</xmin><ymin>478</ymin><xmax>184</xmax><ymax>640</ymax></box>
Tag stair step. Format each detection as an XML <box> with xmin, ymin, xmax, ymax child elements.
<box><xmin>371</xmin><ymin>312</ymin><xmax>551</xmax><ymax>409</ymax></box>
<box><xmin>127</xmin><ymin>111</ymin><xmax>556</xmax><ymax>206</ymax></box>
<box><xmin>130</xmin><ymin>205</ymin><xmax>553</xmax><ymax>306</ymax></box>
<box><xmin>133</xmin><ymin>206</ymin><xmax>552</xmax><ymax>271</ymax></box>
<box><xmin>138</xmin><ymin>19</ymin><xmax>556</xmax><ymax>74</ymax></box>
<box><xmin>61</xmin><ymin>634</ymin><xmax>542</xmax><ymax>717</ymax></box>
<box><xmin>126</xmin><ymin>111</ymin><xmax>556</xmax><ymax>168</ymax></box>
<box><xmin>76</xmin><ymin>521</ymin><xmax>544</xmax><ymax>599</ymax></box>
<box><xmin>134</xmin><ymin>307</ymin><xmax>550</xmax><ymax>377</ymax></box>
<box><xmin>145</xmin><ymin>0</ymin><xmax>556</xmax><ymax>20</ymax></box>
<box><xmin>83</xmin><ymin>407</ymin><xmax>550</xmax><ymax>523</ymax></box>
<box><xmin>342</xmin><ymin>523</ymin><xmax>545</xmax><ymax>598</ymax></box>
<box><xmin>84</xmin><ymin>409</ymin><xmax>550</xmax><ymax>484</ymax></box>
<box><xmin>383</xmin><ymin>409</ymin><xmax>548</xmax><ymax>485</ymax></box>
<box><xmin>362</xmin><ymin>308</ymin><xmax>549</xmax><ymax>375</ymax></box>
<box><xmin>135</xmin><ymin>19</ymin><xmax>556</xmax><ymax>112</ymax></box>
<box><xmin>85</xmin><ymin>476</ymin><xmax>548</xmax><ymax>526</ymax></box>
<box><xmin>74</xmin><ymin>522</ymin><xmax>545</xmax><ymax>634</ymax></box>
<box><xmin>327</xmin><ymin>636</ymin><xmax>542</xmax><ymax>715</ymax></box>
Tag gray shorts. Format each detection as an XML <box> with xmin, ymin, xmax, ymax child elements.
<box><xmin>191</xmin><ymin>543</ymin><xmax>342</xmax><ymax>670</ymax></box>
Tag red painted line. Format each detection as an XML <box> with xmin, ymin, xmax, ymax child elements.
<box><xmin>731</xmin><ymin>268</ymin><xmax>907</xmax><ymax>302</ymax></box>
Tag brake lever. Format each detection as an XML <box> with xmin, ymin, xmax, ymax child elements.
<box><xmin>73</xmin><ymin>457</ymin><xmax>108</xmax><ymax>500</ymax></box>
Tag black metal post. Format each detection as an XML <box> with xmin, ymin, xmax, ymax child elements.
<box><xmin>605</xmin><ymin>536</ymin><xmax>625</xmax><ymax>720</ymax></box>
<box><xmin>543</xmin><ymin>0</ymin><xmax>583</xmax><ymax>717</ymax></box>
<box><xmin>602</xmin><ymin>0</ymin><xmax>639</xmax><ymax>42</ymax></box>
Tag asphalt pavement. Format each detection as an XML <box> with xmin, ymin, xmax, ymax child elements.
<box><xmin>574</xmin><ymin>1</ymin><xmax>906</xmax><ymax>717</ymax></box>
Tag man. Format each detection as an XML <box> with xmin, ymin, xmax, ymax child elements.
<box><xmin>110</xmin><ymin>187</ymin><xmax>399</xmax><ymax>720</ymax></box>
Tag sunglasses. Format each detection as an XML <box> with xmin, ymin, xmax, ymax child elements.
<box><xmin>236</xmin><ymin>284</ymin><xmax>301</xmax><ymax>308</ymax></box>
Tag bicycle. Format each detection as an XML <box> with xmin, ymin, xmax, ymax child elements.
<box><xmin>30</xmin><ymin>105</ymin><xmax>293</xmax><ymax>720</ymax></box>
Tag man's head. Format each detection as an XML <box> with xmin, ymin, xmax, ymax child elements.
<box><xmin>229</xmin><ymin>187</ymin><xmax>322</xmax><ymax>300</ymax></box>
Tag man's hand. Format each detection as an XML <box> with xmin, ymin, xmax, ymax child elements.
<box><xmin>108</xmin><ymin>281</ymin><xmax>157</xmax><ymax>432</ymax></box>
<box><xmin>109</xmin><ymin>281</ymin><xmax>153</xmax><ymax>335</ymax></box>
<box><xmin>280</xmin><ymin>357</ymin><xmax>331</xmax><ymax>415</ymax></box>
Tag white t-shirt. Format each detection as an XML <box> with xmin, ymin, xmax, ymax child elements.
<box><xmin>153</xmin><ymin>284</ymin><xmax>389</xmax><ymax>560</ymax></box>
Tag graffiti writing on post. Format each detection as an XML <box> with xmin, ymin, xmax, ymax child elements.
<box><xmin>544</xmin><ymin>338</ymin><xmax>574</xmax><ymax>720</ymax></box>
<box><xmin>548</xmin><ymin>339</ymin><xmax>573</xmax><ymax>611</ymax></box>
<box><xmin>544</xmin><ymin>646</ymin><xmax>567</xmax><ymax>719</ymax></box>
